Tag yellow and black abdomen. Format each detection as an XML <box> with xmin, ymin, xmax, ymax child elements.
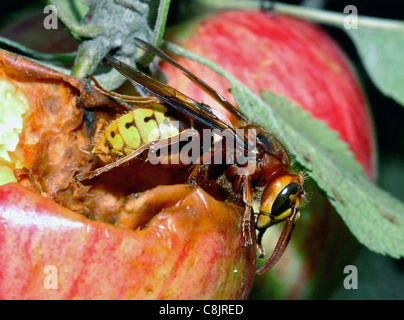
<box><xmin>93</xmin><ymin>103</ymin><xmax>182</xmax><ymax>157</ymax></box>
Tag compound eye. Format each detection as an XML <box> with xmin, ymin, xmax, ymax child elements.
<box><xmin>271</xmin><ymin>182</ymin><xmax>298</xmax><ymax>216</ymax></box>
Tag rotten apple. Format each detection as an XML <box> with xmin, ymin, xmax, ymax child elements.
<box><xmin>162</xmin><ymin>10</ymin><xmax>376</xmax><ymax>299</ymax></box>
<box><xmin>0</xmin><ymin>49</ymin><xmax>256</xmax><ymax>299</ymax></box>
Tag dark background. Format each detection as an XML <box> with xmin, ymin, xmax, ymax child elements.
<box><xmin>0</xmin><ymin>0</ymin><xmax>403</xmax><ymax>299</ymax></box>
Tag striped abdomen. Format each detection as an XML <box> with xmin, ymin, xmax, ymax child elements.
<box><xmin>93</xmin><ymin>103</ymin><xmax>182</xmax><ymax>157</ymax></box>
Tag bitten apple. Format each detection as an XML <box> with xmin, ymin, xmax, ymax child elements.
<box><xmin>0</xmin><ymin>49</ymin><xmax>256</xmax><ymax>300</ymax></box>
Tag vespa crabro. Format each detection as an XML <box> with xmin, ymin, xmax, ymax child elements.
<box><xmin>76</xmin><ymin>38</ymin><xmax>307</xmax><ymax>274</ymax></box>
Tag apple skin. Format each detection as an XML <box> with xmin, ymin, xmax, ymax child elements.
<box><xmin>162</xmin><ymin>10</ymin><xmax>376</xmax><ymax>299</ymax></box>
<box><xmin>0</xmin><ymin>183</ymin><xmax>255</xmax><ymax>299</ymax></box>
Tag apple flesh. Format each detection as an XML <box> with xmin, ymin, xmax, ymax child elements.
<box><xmin>162</xmin><ymin>10</ymin><xmax>376</xmax><ymax>299</ymax></box>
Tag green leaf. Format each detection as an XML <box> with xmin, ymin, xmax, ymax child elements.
<box><xmin>164</xmin><ymin>41</ymin><xmax>404</xmax><ymax>259</ymax></box>
<box><xmin>250</xmin><ymin>89</ymin><xmax>404</xmax><ymax>259</ymax></box>
<box><xmin>344</xmin><ymin>24</ymin><xmax>404</xmax><ymax>106</ymax></box>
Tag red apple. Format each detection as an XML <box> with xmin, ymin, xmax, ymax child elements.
<box><xmin>0</xmin><ymin>49</ymin><xmax>256</xmax><ymax>299</ymax></box>
<box><xmin>162</xmin><ymin>10</ymin><xmax>376</xmax><ymax>299</ymax></box>
<box><xmin>164</xmin><ymin>10</ymin><xmax>375</xmax><ymax>180</ymax></box>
